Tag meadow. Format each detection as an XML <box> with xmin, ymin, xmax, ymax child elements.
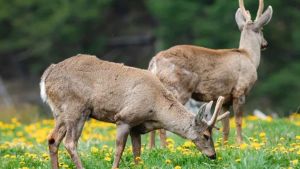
<box><xmin>0</xmin><ymin>114</ymin><xmax>299</xmax><ymax>169</ymax></box>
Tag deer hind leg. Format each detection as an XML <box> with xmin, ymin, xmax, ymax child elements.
<box><xmin>149</xmin><ymin>131</ymin><xmax>156</xmax><ymax>149</ymax></box>
<box><xmin>233</xmin><ymin>96</ymin><xmax>245</xmax><ymax>144</ymax></box>
<box><xmin>159</xmin><ymin>129</ymin><xmax>167</xmax><ymax>147</ymax></box>
<box><xmin>48</xmin><ymin>118</ymin><xmax>66</xmax><ymax>169</ymax></box>
<box><xmin>112</xmin><ymin>123</ymin><xmax>130</xmax><ymax>169</ymax></box>
<box><xmin>130</xmin><ymin>130</ymin><xmax>141</xmax><ymax>164</ymax></box>
<box><xmin>63</xmin><ymin>110</ymin><xmax>89</xmax><ymax>169</ymax></box>
<box><xmin>221</xmin><ymin>105</ymin><xmax>230</xmax><ymax>144</ymax></box>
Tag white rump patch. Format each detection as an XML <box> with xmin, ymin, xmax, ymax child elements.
<box><xmin>40</xmin><ymin>80</ymin><xmax>47</xmax><ymax>102</ymax></box>
<box><xmin>150</xmin><ymin>59</ymin><xmax>158</xmax><ymax>74</ymax></box>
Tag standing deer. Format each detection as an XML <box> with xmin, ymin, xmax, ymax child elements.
<box><xmin>40</xmin><ymin>54</ymin><xmax>229</xmax><ymax>169</ymax></box>
<box><xmin>148</xmin><ymin>0</ymin><xmax>273</xmax><ymax>146</ymax></box>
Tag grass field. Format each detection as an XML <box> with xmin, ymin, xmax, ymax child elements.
<box><xmin>0</xmin><ymin>114</ymin><xmax>299</xmax><ymax>169</ymax></box>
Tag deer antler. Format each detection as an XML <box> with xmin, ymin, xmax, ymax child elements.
<box><xmin>255</xmin><ymin>0</ymin><xmax>264</xmax><ymax>21</ymax></box>
<box><xmin>239</xmin><ymin>0</ymin><xmax>251</xmax><ymax>21</ymax></box>
<box><xmin>207</xmin><ymin>96</ymin><xmax>225</xmax><ymax>127</ymax></box>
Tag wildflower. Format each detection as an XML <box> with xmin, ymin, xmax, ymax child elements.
<box><xmin>239</xmin><ymin>143</ymin><xmax>248</xmax><ymax>150</ymax></box>
<box><xmin>135</xmin><ymin>156</ymin><xmax>142</xmax><ymax>162</ymax></box>
<box><xmin>174</xmin><ymin>166</ymin><xmax>182</xmax><ymax>169</ymax></box>
<box><xmin>91</xmin><ymin>146</ymin><xmax>99</xmax><ymax>153</ymax></box>
<box><xmin>104</xmin><ymin>156</ymin><xmax>112</xmax><ymax>161</ymax></box>
<box><xmin>251</xmin><ymin>142</ymin><xmax>261</xmax><ymax>150</ymax></box>
<box><xmin>246</xmin><ymin>115</ymin><xmax>258</xmax><ymax>121</ymax></box>
<box><xmin>259</xmin><ymin>132</ymin><xmax>266</xmax><ymax>138</ymax></box>
<box><xmin>265</xmin><ymin>116</ymin><xmax>273</xmax><ymax>122</ymax></box>
<box><xmin>42</xmin><ymin>153</ymin><xmax>49</xmax><ymax>158</ymax></box>
<box><xmin>218</xmin><ymin>157</ymin><xmax>222</xmax><ymax>160</ymax></box>
<box><xmin>235</xmin><ymin>158</ymin><xmax>241</xmax><ymax>163</ymax></box>
<box><xmin>291</xmin><ymin>159</ymin><xmax>298</xmax><ymax>165</ymax></box>
<box><xmin>166</xmin><ymin>138</ymin><xmax>175</xmax><ymax>145</ymax></box>
<box><xmin>165</xmin><ymin>159</ymin><xmax>172</xmax><ymax>164</ymax></box>
<box><xmin>296</xmin><ymin>136</ymin><xmax>300</xmax><ymax>140</ymax></box>
<box><xmin>21</xmin><ymin>167</ymin><xmax>29</xmax><ymax>169</ymax></box>
<box><xmin>62</xmin><ymin>164</ymin><xmax>69</xmax><ymax>168</ymax></box>
<box><xmin>279</xmin><ymin>137</ymin><xmax>285</xmax><ymax>141</ymax></box>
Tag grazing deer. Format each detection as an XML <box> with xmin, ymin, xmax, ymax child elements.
<box><xmin>148</xmin><ymin>0</ymin><xmax>273</xmax><ymax>146</ymax></box>
<box><xmin>40</xmin><ymin>54</ymin><xmax>229</xmax><ymax>169</ymax></box>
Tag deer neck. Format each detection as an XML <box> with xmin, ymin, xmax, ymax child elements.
<box><xmin>239</xmin><ymin>31</ymin><xmax>261</xmax><ymax>68</ymax></box>
<box><xmin>156</xmin><ymin>102</ymin><xmax>198</xmax><ymax>140</ymax></box>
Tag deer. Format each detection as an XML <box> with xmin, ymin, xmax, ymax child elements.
<box><xmin>148</xmin><ymin>0</ymin><xmax>273</xmax><ymax>147</ymax></box>
<box><xmin>40</xmin><ymin>54</ymin><xmax>230</xmax><ymax>169</ymax></box>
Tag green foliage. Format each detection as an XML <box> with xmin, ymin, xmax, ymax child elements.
<box><xmin>0</xmin><ymin>117</ymin><xmax>299</xmax><ymax>168</ymax></box>
<box><xmin>250</xmin><ymin>61</ymin><xmax>300</xmax><ymax>114</ymax></box>
<box><xmin>0</xmin><ymin>0</ymin><xmax>299</xmax><ymax>112</ymax></box>
<box><xmin>146</xmin><ymin>0</ymin><xmax>300</xmax><ymax>113</ymax></box>
<box><xmin>0</xmin><ymin>0</ymin><xmax>112</xmax><ymax>74</ymax></box>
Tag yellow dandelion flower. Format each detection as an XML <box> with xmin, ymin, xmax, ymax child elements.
<box><xmin>296</xmin><ymin>136</ymin><xmax>300</xmax><ymax>140</ymax></box>
<box><xmin>62</xmin><ymin>164</ymin><xmax>69</xmax><ymax>168</ymax></box>
<box><xmin>165</xmin><ymin>159</ymin><xmax>172</xmax><ymax>164</ymax></box>
<box><xmin>259</xmin><ymin>132</ymin><xmax>266</xmax><ymax>138</ymax></box>
<box><xmin>174</xmin><ymin>166</ymin><xmax>182</xmax><ymax>169</ymax></box>
<box><xmin>91</xmin><ymin>146</ymin><xmax>99</xmax><ymax>153</ymax></box>
<box><xmin>291</xmin><ymin>159</ymin><xmax>298</xmax><ymax>165</ymax></box>
<box><xmin>166</xmin><ymin>138</ymin><xmax>175</xmax><ymax>145</ymax></box>
<box><xmin>104</xmin><ymin>156</ymin><xmax>112</xmax><ymax>161</ymax></box>
<box><xmin>265</xmin><ymin>116</ymin><xmax>273</xmax><ymax>122</ymax></box>
<box><xmin>239</xmin><ymin>143</ymin><xmax>248</xmax><ymax>150</ymax></box>
<box><xmin>135</xmin><ymin>156</ymin><xmax>142</xmax><ymax>161</ymax></box>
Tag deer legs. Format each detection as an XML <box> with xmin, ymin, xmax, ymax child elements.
<box><xmin>112</xmin><ymin>123</ymin><xmax>130</xmax><ymax>169</ymax></box>
<box><xmin>221</xmin><ymin>106</ymin><xmax>230</xmax><ymax>143</ymax></box>
<box><xmin>48</xmin><ymin>120</ymin><xmax>66</xmax><ymax>169</ymax></box>
<box><xmin>149</xmin><ymin>129</ymin><xmax>168</xmax><ymax>149</ymax></box>
<box><xmin>48</xmin><ymin>108</ymin><xmax>88</xmax><ymax>169</ymax></box>
<box><xmin>130</xmin><ymin>131</ymin><xmax>141</xmax><ymax>164</ymax></box>
<box><xmin>233</xmin><ymin>96</ymin><xmax>245</xmax><ymax>144</ymax></box>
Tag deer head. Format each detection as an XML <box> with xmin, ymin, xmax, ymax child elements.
<box><xmin>191</xmin><ymin>96</ymin><xmax>229</xmax><ymax>159</ymax></box>
<box><xmin>236</xmin><ymin>0</ymin><xmax>273</xmax><ymax>52</ymax></box>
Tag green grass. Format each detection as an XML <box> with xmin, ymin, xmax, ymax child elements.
<box><xmin>0</xmin><ymin>115</ymin><xmax>299</xmax><ymax>169</ymax></box>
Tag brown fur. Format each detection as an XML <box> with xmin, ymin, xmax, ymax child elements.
<box><xmin>41</xmin><ymin>54</ymin><xmax>227</xmax><ymax>169</ymax></box>
<box><xmin>148</xmin><ymin>0</ymin><xmax>273</xmax><ymax>145</ymax></box>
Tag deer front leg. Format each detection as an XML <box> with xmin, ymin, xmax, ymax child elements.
<box><xmin>130</xmin><ymin>131</ymin><xmax>141</xmax><ymax>164</ymax></box>
<box><xmin>221</xmin><ymin>106</ymin><xmax>230</xmax><ymax>144</ymax></box>
<box><xmin>112</xmin><ymin>123</ymin><xmax>130</xmax><ymax>169</ymax></box>
<box><xmin>233</xmin><ymin>96</ymin><xmax>245</xmax><ymax>144</ymax></box>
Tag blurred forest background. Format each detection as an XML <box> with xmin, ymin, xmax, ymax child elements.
<box><xmin>0</xmin><ymin>0</ymin><xmax>299</xmax><ymax>120</ymax></box>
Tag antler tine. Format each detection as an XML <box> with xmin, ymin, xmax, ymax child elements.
<box><xmin>255</xmin><ymin>0</ymin><xmax>264</xmax><ymax>21</ymax></box>
<box><xmin>207</xmin><ymin>96</ymin><xmax>225</xmax><ymax>127</ymax></box>
<box><xmin>217</xmin><ymin>111</ymin><xmax>230</xmax><ymax>122</ymax></box>
<box><xmin>239</xmin><ymin>0</ymin><xmax>251</xmax><ymax>21</ymax></box>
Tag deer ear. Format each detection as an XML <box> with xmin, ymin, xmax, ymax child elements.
<box><xmin>254</xmin><ymin>6</ymin><xmax>273</xmax><ymax>29</ymax></box>
<box><xmin>195</xmin><ymin>103</ymin><xmax>207</xmax><ymax>124</ymax></box>
<box><xmin>235</xmin><ymin>8</ymin><xmax>246</xmax><ymax>31</ymax></box>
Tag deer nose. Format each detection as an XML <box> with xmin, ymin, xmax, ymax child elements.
<box><xmin>208</xmin><ymin>154</ymin><xmax>216</xmax><ymax>159</ymax></box>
